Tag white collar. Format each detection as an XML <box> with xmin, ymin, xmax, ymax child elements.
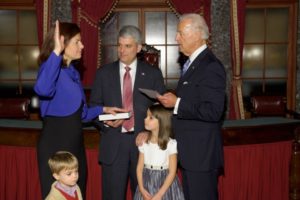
<box><xmin>120</xmin><ymin>59</ymin><xmax>137</xmax><ymax>70</ymax></box>
<box><xmin>189</xmin><ymin>44</ymin><xmax>207</xmax><ymax>64</ymax></box>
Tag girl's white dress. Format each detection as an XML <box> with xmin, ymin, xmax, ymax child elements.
<box><xmin>133</xmin><ymin>138</ymin><xmax>185</xmax><ymax>200</ymax></box>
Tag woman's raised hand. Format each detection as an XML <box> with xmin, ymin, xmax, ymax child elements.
<box><xmin>53</xmin><ymin>20</ymin><xmax>65</xmax><ymax>56</ymax></box>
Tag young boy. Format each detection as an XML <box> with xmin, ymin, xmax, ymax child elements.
<box><xmin>45</xmin><ymin>151</ymin><xmax>83</xmax><ymax>200</ymax></box>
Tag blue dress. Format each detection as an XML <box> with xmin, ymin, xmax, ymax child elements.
<box><xmin>34</xmin><ymin>52</ymin><xmax>102</xmax><ymax>198</ymax></box>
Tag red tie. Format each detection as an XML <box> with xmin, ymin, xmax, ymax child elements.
<box><xmin>123</xmin><ymin>66</ymin><xmax>134</xmax><ymax>131</ymax></box>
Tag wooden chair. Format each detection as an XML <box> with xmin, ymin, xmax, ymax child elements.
<box><xmin>137</xmin><ymin>44</ymin><xmax>160</xmax><ymax>68</ymax></box>
<box><xmin>0</xmin><ymin>98</ymin><xmax>30</xmax><ymax>119</ymax></box>
<box><xmin>250</xmin><ymin>95</ymin><xmax>300</xmax><ymax>118</ymax></box>
<box><xmin>251</xmin><ymin>96</ymin><xmax>286</xmax><ymax>117</ymax></box>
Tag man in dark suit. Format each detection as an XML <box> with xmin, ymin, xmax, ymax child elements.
<box><xmin>158</xmin><ymin>13</ymin><xmax>226</xmax><ymax>200</ymax></box>
<box><xmin>89</xmin><ymin>25</ymin><xmax>166</xmax><ymax>200</ymax></box>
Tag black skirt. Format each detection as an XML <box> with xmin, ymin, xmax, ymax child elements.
<box><xmin>37</xmin><ymin>107</ymin><xmax>87</xmax><ymax>199</ymax></box>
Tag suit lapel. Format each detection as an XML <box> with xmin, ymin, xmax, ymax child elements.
<box><xmin>177</xmin><ymin>48</ymin><xmax>209</xmax><ymax>91</ymax></box>
<box><xmin>112</xmin><ymin>62</ymin><xmax>123</xmax><ymax>107</ymax></box>
<box><xmin>133</xmin><ymin>61</ymin><xmax>144</xmax><ymax>96</ymax></box>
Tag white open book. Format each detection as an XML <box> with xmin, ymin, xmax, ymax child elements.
<box><xmin>98</xmin><ymin>112</ymin><xmax>131</xmax><ymax>121</ymax></box>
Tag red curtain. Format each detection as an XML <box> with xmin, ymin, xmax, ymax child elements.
<box><xmin>35</xmin><ymin>0</ymin><xmax>50</xmax><ymax>49</ymax></box>
<box><xmin>85</xmin><ymin>149</ymin><xmax>101</xmax><ymax>200</ymax></box>
<box><xmin>0</xmin><ymin>142</ymin><xmax>292</xmax><ymax>200</ymax></box>
<box><xmin>0</xmin><ymin>146</ymin><xmax>41</xmax><ymax>200</ymax></box>
<box><xmin>228</xmin><ymin>0</ymin><xmax>246</xmax><ymax>119</ymax></box>
<box><xmin>71</xmin><ymin>0</ymin><xmax>118</xmax><ymax>86</ymax></box>
<box><xmin>219</xmin><ymin>141</ymin><xmax>291</xmax><ymax>200</ymax></box>
<box><xmin>168</xmin><ymin>0</ymin><xmax>211</xmax><ymax>27</ymax></box>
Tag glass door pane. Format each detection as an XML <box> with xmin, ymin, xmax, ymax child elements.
<box><xmin>266</xmin><ymin>8</ymin><xmax>288</xmax><ymax>42</ymax></box>
<box><xmin>145</xmin><ymin>12</ymin><xmax>165</xmax><ymax>44</ymax></box>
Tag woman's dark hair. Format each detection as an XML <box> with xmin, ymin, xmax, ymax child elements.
<box><xmin>37</xmin><ymin>22</ymin><xmax>81</xmax><ymax>66</ymax></box>
<box><xmin>146</xmin><ymin>104</ymin><xmax>173</xmax><ymax>150</ymax></box>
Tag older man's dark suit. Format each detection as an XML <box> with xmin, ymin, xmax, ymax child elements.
<box><xmin>173</xmin><ymin>48</ymin><xmax>226</xmax><ymax>200</ymax></box>
<box><xmin>89</xmin><ymin>60</ymin><xmax>165</xmax><ymax>200</ymax></box>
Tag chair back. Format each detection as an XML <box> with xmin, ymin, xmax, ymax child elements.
<box><xmin>251</xmin><ymin>95</ymin><xmax>286</xmax><ymax>117</ymax></box>
<box><xmin>137</xmin><ymin>44</ymin><xmax>160</xmax><ymax>68</ymax></box>
<box><xmin>0</xmin><ymin>98</ymin><xmax>30</xmax><ymax>119</ymax></box>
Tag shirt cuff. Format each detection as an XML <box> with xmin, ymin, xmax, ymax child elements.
<box><xmin>174</xmin><ymin>98</ymin><xmax>181</xmax><ymax>115</ymax></box>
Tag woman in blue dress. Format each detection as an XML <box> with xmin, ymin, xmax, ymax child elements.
<box><xmin>34</xmin><ymin>20</ymin><xmax>125</xmax><ymax>199</ymax></box>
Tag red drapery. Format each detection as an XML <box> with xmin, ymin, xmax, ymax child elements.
<box><xmin>228</xmin><ymin>0</ymin><xmax>246</xmax><ymax>119</ymax></box>
<box><xmin>35</xmin><ymin>0</ymin><xmax>50</xmax><ymax>49</ymax></box>
<box><xmin>219</xmin><ymin>141</ymin><xmax>291</xmax><ymax>200</ymax></box>
<box><xmin>167</xmin><ymin>0</ymin><xmax>211</xmax><ymax>27</ymax></box>
<box><xmin>71</xmin><ymin>0</ymin><xmax>118</xmax><ymax>86</ymax></box>
<box><xmin>0</xmin><ymin>146</ymin><xmax>42</xmax><ymax>200</ymax></box>
<box><xmin>0</xmin><ymin>141</ymin><xmax>291</xmax><ymax>200</ymax></box>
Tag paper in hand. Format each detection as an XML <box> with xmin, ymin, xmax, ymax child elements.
<box><xmin>139</xmin><ymin>88</ymin><xmax>159</xmax><ymax>99</ymax></box>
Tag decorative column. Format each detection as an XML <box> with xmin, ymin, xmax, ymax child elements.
<box><xmin>51</xmin><ymin>0</ymin><xmax>72</xmax><ymax>24</ymax></box>
<box><xmin>211</xmin><ymin>0</ymin><xmax>232</xmax><ymax>118</ymax></box>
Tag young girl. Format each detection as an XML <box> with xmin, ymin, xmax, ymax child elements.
<box><xmin>134</xmin><ymin>104</ymin><xmax>185</xmax><ymax>200</ymax></box>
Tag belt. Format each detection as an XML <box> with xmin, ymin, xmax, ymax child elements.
<box><xmin>122</xmin><ymin>131</ymin><xmax>135</xmax><ymax>135</ymax></box>
<box><xmin>144</xmin><ymin>164</ymin><xmax>168</xmax><ymax>170</ymax></box>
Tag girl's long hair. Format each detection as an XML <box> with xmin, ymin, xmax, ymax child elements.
<box><xmin>37</xmin><ymin>22</ymin><xmax>81</xmax><ymax>66</ymax></box>
<box><xmin>147</xmin><ymin>104</ymin><xmax>173</xmax><ymax>150</ymax></box>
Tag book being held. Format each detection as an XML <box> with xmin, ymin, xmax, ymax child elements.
<box><xmin>98</xmin><ymin>112</ymin><xmax>131</xmax><ymax>121</ymax></box>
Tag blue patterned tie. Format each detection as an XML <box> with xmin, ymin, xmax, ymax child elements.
<box><xmin>182</xmin><ymin>59</ymin><xmax>190</xmax><ymax>76</ymax></box>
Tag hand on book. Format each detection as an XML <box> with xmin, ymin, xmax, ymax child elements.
<box><xmin>100</xmin><ymin>107</ymin><xmax>130</xmax><ymax>128</ymax></box>
<box><xmin>103</xmin><ymin>106</ymin><xmax>128</xmax><ymax>115</ymax></box>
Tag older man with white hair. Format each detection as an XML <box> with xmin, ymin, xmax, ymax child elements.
<box><xmin>158</xmin><ymin>13</ymin><xmax>226</xmax><ymax>200</ymax></box>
